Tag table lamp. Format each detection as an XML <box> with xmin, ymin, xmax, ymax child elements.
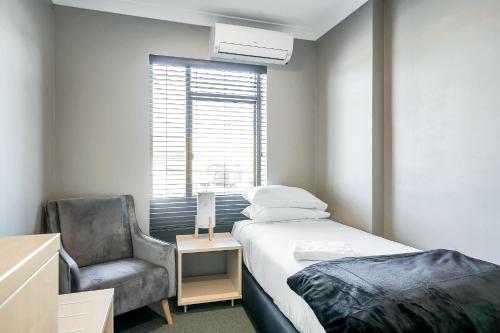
<box><xmin>195</xmin><ymin>192</ymin><xmax>216</xmax><ymax>240</ymax></box>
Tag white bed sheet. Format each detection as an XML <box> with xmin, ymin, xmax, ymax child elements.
<box><xmin>232</xmin><ymin>219</ymin><xmax>419</xmax><ymax>333</ymax></box>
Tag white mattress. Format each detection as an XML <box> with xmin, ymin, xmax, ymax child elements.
<box><xmin>232</xmin><ymin>219</ymin><xmax>418</xmax><ymax>333</ymax></box>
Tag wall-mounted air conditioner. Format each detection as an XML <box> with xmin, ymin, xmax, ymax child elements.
<box><xmin>211</xmin><ymin>23</ymin><xmax>294</xmax><ymax>65</ymax></box>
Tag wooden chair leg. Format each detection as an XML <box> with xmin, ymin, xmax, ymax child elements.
<box><xmin>161</xmin><ymin>299</ymin><xmax>174</xmax><ymax>325</ymax></box>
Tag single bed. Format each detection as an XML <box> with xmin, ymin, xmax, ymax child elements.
<box><xmin>232</xmin><ymin>218</ymin><xmax>418</xmax><ymax>333</ymax></box>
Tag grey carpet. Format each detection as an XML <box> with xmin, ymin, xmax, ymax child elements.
<box><xmin>116</xmin><ymin>301</ymin><xmax>257</xmax><ymax>333</ymax></box>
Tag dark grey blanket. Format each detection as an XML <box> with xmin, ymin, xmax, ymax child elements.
<box><xmin>287</xmin><ymin>250</ymin><xmax>500</xmax><ymax>333</ymax></box>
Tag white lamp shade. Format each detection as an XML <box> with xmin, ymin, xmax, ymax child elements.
<box><xmin>197</xmin><ymin>192</ymin><xmax>216</xmax><ymax>228</ymax></box>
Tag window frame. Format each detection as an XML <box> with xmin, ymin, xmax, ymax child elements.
<box><xmin>149</xmin><ymin>55</ymin><xmax>267</xmax><ymax>241</ymax></box>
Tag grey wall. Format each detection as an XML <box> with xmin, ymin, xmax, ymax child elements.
<box><xmin>371</xmin><ymin>0</ymin><xmax>385</xmax><ymax>237</ymax></box>
<box><xmin>0</xmin><ymin>0</ymin><xmax>55</xmax><ymax>235</ymax></box>
<box><xmin>316</xmin><ymin>0</ymin><xmax>500</xmax><ymax>264</ymax></box>
<box><xmin>385</xmin><ymin>0</ymin><xmax>500</xmax><ymax>264</ymax></box>
<box><xmin>267</xmin><ymin>42</ymin><xmax>317</xmax><ymax>193</ymax></box>
<box><xmin>54</xmin><ymin>7</ymin><xmax>318</xmax><ymax>232</ymax></box>
<box><xmin>316</xmin><ymin>1</ymin><xmax>384</xmax><ymax>235</ymax></box>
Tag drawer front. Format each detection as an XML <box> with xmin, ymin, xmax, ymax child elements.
<box><xmin>0</xmin><ymin>253</ymin><xmax>59</xmax><ymax>333</ymax></box>
<box><xmin>0</xmin><ymin>234</ymin><xmax>60</xmax><ymax>305</ymax></box>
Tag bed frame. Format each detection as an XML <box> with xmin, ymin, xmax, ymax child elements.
<box><xmin>242</xmin><ymin>266</ymin><xmax>299</xmax><ymax>333</ymax></box>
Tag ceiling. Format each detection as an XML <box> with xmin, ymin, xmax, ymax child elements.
<box><xmin>51</xmin><ymin>0</ymin><xmax>368</xmax><ymax>40</ymax></box>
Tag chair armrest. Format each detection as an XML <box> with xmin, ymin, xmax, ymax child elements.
<box><xmin>59</xmin><ymin>246</ymin><xmax>81</xmax><ymax>294</ymax></box>
<box><xmin>131</xmin><ymin>224</ymin><xmax>176</xmax><ymax>297</ymax></box>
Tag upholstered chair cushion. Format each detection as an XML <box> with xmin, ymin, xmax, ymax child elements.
<box><xmin>57</xmin><ymin>196</ymin><xmax>133</xmax><ymax>267</ymax></box>
<box><xmin>79</xmin><ymin>258</ymin><xmax>168</xmax><ymax>315</ymax></box>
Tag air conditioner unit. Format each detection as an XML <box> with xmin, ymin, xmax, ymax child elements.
<box><xmin>211</xmin><ymin>23</ymin><xmax>294</xmax><ymax>65</ymax></box>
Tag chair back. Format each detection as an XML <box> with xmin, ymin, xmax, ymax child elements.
<box><xmin>45</xmin><ymin>196</ymin><xmax>133</xmax><ymax>267</ymax></box>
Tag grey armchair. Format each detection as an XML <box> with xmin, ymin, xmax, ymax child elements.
<box><xmin>44</xmin><ymin>195</ymin><xmax>175</xmax><ymax>323</ymax></box>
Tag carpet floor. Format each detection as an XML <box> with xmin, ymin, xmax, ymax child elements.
<box><xmin>115</xmin><ymin>301</ymin><xmax>257</xmax><ymax>333</ymax></box>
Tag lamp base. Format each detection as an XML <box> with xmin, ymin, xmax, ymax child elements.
<box><xmin>193</xmin><ymin>216</ymin><xmax>215</xmax><ymax>241</ymax></box>
<box><xmin>193</xmin><ymin>214</ymin><xmax>198</xmax><ymax>239</ymax></box>
<box><xmin>208</xmin><ymin>217</ymin><xmax>214</xmax><ymax>241</ymax></box>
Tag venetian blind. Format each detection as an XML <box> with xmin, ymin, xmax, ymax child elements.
<box><xmin>149</xmin><ymin>55</ymin><xmax>267</xmax><ymax>241</ymax></box>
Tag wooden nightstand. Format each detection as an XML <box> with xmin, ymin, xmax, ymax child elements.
<box><xmin>58</xmin><ymin>289</ymin><xmax>114</xmax><ymax>333</ymax></box>
<box><xmin>176</xmin><ymin>232</ymin><xmax>242</xmax><ymax>312</ymax></box>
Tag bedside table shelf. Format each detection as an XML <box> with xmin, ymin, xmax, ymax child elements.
<box><xmin>176</xmin><ymin>233</ymin><xmax>242</xmax><ymax>311</ymax></box>
<box><xmin>181</xmin><ymin>274</ymin><xmax>240</xmax><ymax>305</ymax></box>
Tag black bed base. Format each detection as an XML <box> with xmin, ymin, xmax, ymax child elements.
<box><xmin>242</xmin><ymin>266</ymin><xmax>299</xmax><ymax>333</ymax></box>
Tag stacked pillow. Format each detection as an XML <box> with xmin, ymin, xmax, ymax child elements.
<box><xmin>241</xmin><ymin>185</ymin><xmax>330</xmax><ymax>222</ymax></box>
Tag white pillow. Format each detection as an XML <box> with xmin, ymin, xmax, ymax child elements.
<box><xmin>243</xmin><ymin>185</ymin><xmax>328</xmax><ymax>211</ymax></box>
<box><xmin>241</xmin><ymin>205</ymin><xmax>330</xmax><ymax>223</ymax></box>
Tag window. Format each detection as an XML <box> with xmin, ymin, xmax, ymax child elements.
<box><xmin>149</xmin><ymin>55</ymin><xmax>267</xmax><ymax>241</ymax></box>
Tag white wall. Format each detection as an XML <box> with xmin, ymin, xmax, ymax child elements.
<box><xmin>0</xmin><ymin>0</ymin><xmax>55</xmax><ymax>235</ymax></box>
<box><xmin>54</xmin><ymin>7</ymin><xmax>318</xmax><ymax>232</ymax></box>
<box><xmin>385</xmin><ymin>0</ymin><xmax>500</xmax><ymax>264</ymax></box>
<box><xmin>316</xmin><ymin>1</ymin><xmax>384</xmax><ymax>234</ymax></box>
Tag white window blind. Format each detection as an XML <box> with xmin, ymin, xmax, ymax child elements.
<box><xmin>149</xmin><ymin>55</ymin><xmax>267</xmax><ymax>240</ymax></box>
